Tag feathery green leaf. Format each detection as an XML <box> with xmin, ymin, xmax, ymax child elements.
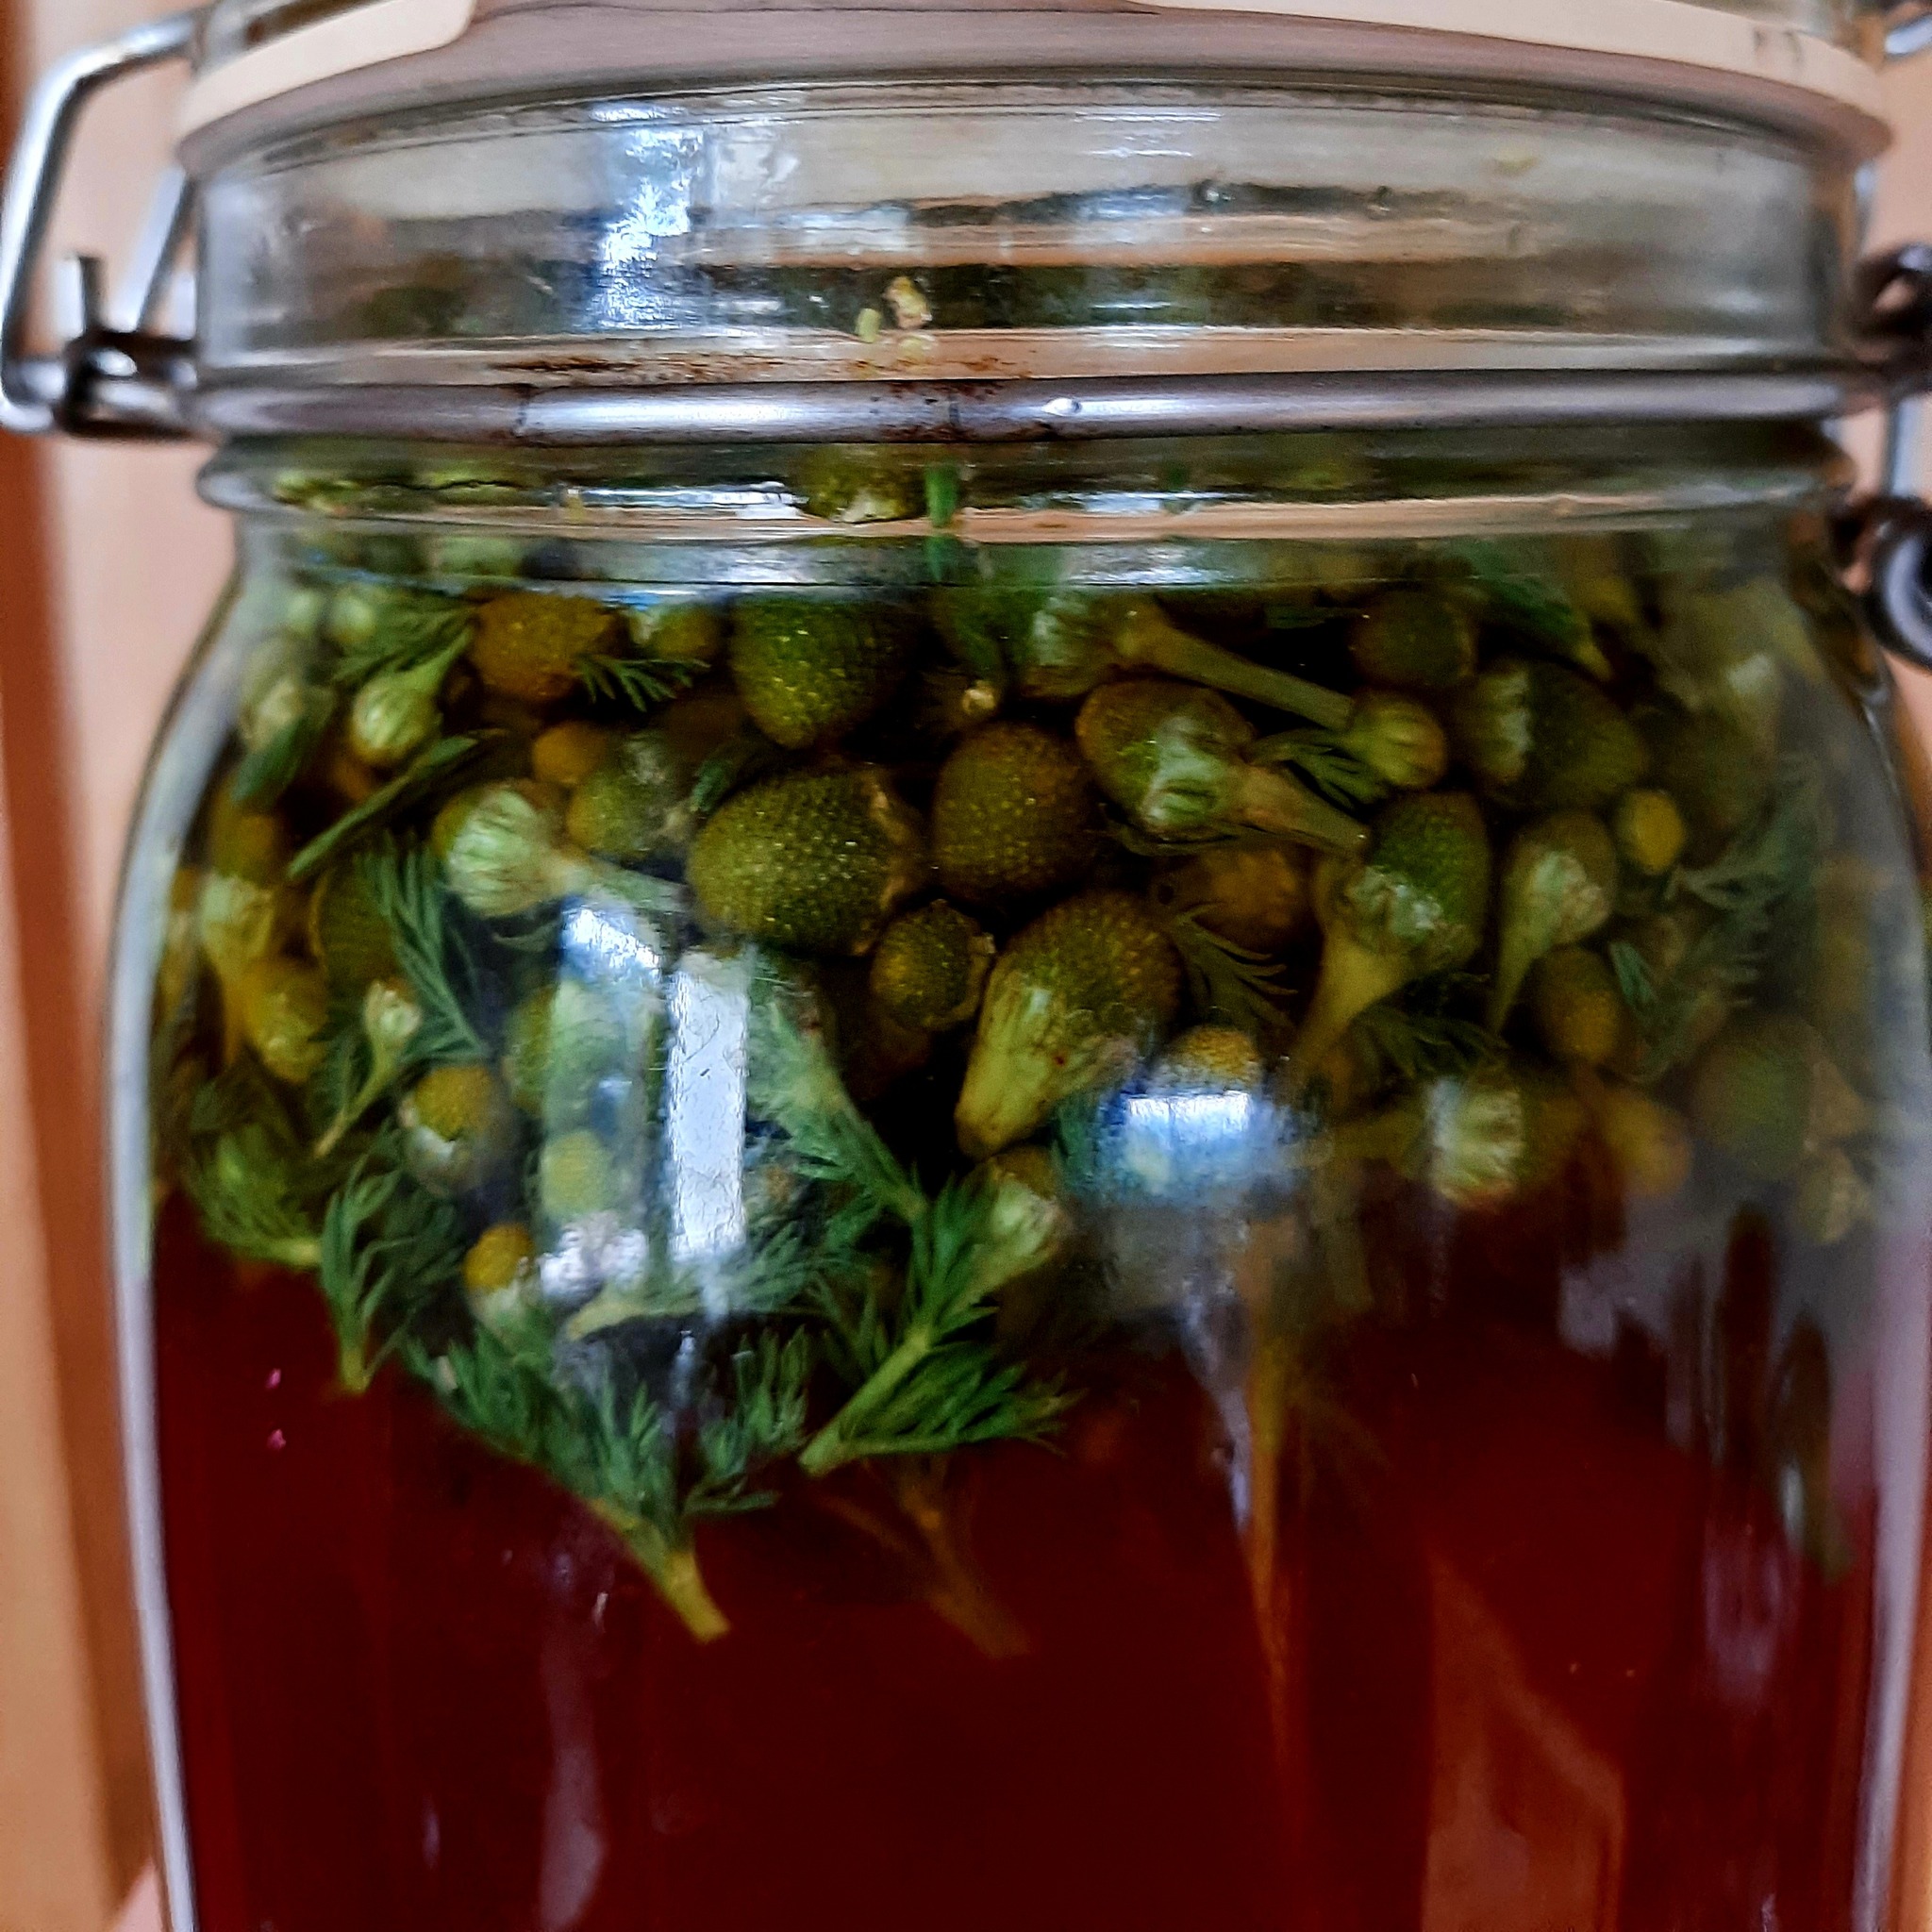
<box><xmin>357</xmin><ymin>839</ymin><xmax>491</xmax><ymax>1063</ymax></box>
<box><xmin>318</xmin><ymin>1135</ymin><xmax>467</xmax><ymax>1391</ymax></box>
<box><xmin>575</xmin><ymin>653</ymin><xmax>705</xmax><ymax>714</ymax></box>
<box><xmin>289</xmin><ymin>734</ymin><xmax>492</xmax><ymax>883</ymax></box>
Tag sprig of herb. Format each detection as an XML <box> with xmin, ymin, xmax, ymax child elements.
<box><xmin>567</xmin><ymin>1222</ymin><xmax>824</xmax><ymax>1337</ymax></box>
<box><xmin>357</xmin><ymin>840</ymin><xmax>491</xmax><ymax>1062</ymax></box>
<box><xmin>1251</xmin><ymin>730</ymin><xmax>1386</xmax><ymax>811</ymax></box>
<box><xmin>416</xmin><ymin>1314</ymin><xmax>730</xmax><ymax>1639</ymax></box>
<box><xmin>690</xmin><ymin>1333</ymin><xmax>816</xmax><ymax>1514</ymax></box>
<box><xmin>575</xmin><ymin>653</ymin><xmax>705</xmax><ymax>714</ymax></box>
<box><xmin>1678</xmin><ymin>763</ymin><xmax>1826</xmax><ymax>919</ymax></box>
<box><xmin>233</xmin><ymin>688</ymin><xmax>336</xmax><ymax>808</ymax></box>
<box><xmin>289</xmin><ymin>734</ymin><xmax>492</xmax><ymax>883</ymax></box>
<box><xmin>1612</xmin><ymin>760</ymin><xmax>1826</xmax><ymax>1081</ymax></box>
<box><xmin>1351</xmin><ymin>1003</ymin><xmax>1498</xmax><ymax>1087</ymax></box>
<box><xmin>328</xmin><ymin>593</ymin><xmax>475</xmax><ymax>689</ymax></box>
<box><xmin>746</xmin><ymin>972</ymin><xmax>926</xmax><ymax>1236</ymax></box>
<box><xmin>318</xmin><ymin>1136</ymin><xmax>466</xmax><ymax>1393</ymax></box>
<box><xmin>928</xmin><ymin>584</ymin><xmax>1042</xmax><ymax>687</ymax></box>
<box><xmin>1259</xmin><ymin>730</ymin><xmax>1383</xmax><ymax>808</ymax></box>
<box><xmin>1168</xmin><ymin>911</ymin><xmax>1294</xmax><ymax>1038</ymax></box>
<box><xmin>1608</xmin><ymin>941</ymin><xmax>1662</xmax><ymax>1018</ymax></box>
<box><xmin>1448</xmin><ymin>539</ymin><xmax>1610</xmax><ymax>678</ymax></box>
<box><xmin>802</xmin><ymin>1175</ymin><xmax>1071</xmax><ymax>1474</ymax></box>
<box><xmin>179</xmin><ymin>1063</ymin><xmax>329</xmax><ymax>1271</ymax></box>
<box><xmin>738</xmin><ymin>973</ymin><xmax>1068</xmax><ymax>1471</ymax></box>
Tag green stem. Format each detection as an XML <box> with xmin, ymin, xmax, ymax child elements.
<box><xmin>801</xmin><ymin>1321</ymin><xmax>937</xmax><ymax>1475</ymax></box>
<box><xmin>337</xmin><ymin>1331</ymin><xmax>376</xmax><ymax>1397</ymax></box>
<box><xmin>406</xmin><ymin>633</ymin><xmax>472</xmax><ymax>698</ymax></box>
<box><xmin>592</xmin><ymin>1504</ymin><xmax>730</xmax><ymax>1641</ymax></box>
<box><xmin>893</xmin><ymin>1460</ymin><xmax>1030</xmax><ymax>1659</ymax></box>
<box><xmin>315</xmin><ymin>1060</ymin><xmax>395</xmax><ymax>1159</ymax></box>
<box><xmin>1123</xmin><ymin>608</ymin><xmax>1356</xmax><ymax>732</ymax></box>
<box><xmin>1291</xmin><ymin>929</ymin><xmax>1412</xmax><ymax>1086</ymax></box>
<box><xmin>1486</xmin><ymin>910</ymin><xmax>1559</xmax><ymax>1033</ymax></box>
<box><xmin>1233</xmin><ymin>764</ymin><xmax>1368</xmax><ymax>857</ymax></box>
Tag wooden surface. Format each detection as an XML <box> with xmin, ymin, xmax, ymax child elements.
<box><xmin>0</xmin><ymin>6</ymin><xmax>227</xmax><ymax>1930</ymax></box>
<box><xmin>0</xmin><ymin>12</ymin><xmax>1930</xmax><ymax>1932</ymax></box>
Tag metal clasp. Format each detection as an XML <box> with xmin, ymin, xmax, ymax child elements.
<box><xmin>0</xmin><ymin>9</ymin><xmax>201</xmax><ymax>439</ymax></box>
<box><xmin>1889</xmin><ymin>1</ymin><xmax>1932</xmax><ymax>59</ymax></box>
<box><xmin>1848</xmin><ymin>246</ymin><xmax>1932</xmax><ymax>668</ymax></box>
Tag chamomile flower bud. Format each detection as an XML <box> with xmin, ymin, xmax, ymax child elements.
<box><xmin>629</xmin><ymin>602</ymin><xmax>724</xmax><ymax>670</ymax></box>
<box><xmin>464</xmin><ymin>1223</ymin><xmax>540</xmax><ymax>1325</ymax></box>
<box><xmin>540</xmin><ymin>1128</ymin><xmax>623</xmax><ymax>1223</ymax></box>
<box><xmin>349</xmin><ymin>675</ymin><xmax>437</xmax><ymax>768</ymax></box>
<box><xmin>316</xmin><ymin>978</ymin><xmax>425</xmax><ymax>1157</ymax></box>
<box><xmin>197</xmin><ymin>872</ymin><xmax>283</xmax><ymax>990</ymax></box>
<box><xmin>437</xmin><ymin>784</ymin><xmax>583</xmax><ymax>920</ymax></box>
<box><xmin>401</xmin><ymin>1064</ymin><xmax>516</xmax><ymax>1193</ymax></box>
<box><xmin>1613</xmin><ymin>789</ymin><xmax>1689</xmax><ymax>877</ymax></box>
<box><xmin>240</xmin><ymin>668</ymin><xmax>316</xmax><ymax>756</ymax></box>
<box><xmin>237</xmin><ymin>958</ymin><xmax>331</xmax><ymax>1086</ymax></box>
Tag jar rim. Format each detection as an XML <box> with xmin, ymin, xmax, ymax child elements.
<box><xmin>180</xmin><ymin>0</ymin><xmax>1890</xmax><ymax>167</ymax></box>
<box><xmin>191</xmin><ymin>367</ymin><xmax>1879</xmax><ymax>447</ymax></box>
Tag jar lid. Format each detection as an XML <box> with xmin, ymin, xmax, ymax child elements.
<box><xmin>133</xmin><ymin>0</ymin><xmax>1899</xmax><ymax>441</ymax></box>
<box><xmin>179</xmin><ymin>0</ymin><xmax>1890</xmax><ymax>168</ymax></box>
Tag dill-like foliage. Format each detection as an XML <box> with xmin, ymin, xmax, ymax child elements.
<box><xmin>1167</xmin><ymin>911</ymin><xmax>1294</xmax><ymax>1038</ymax></box>
<box><xmin>803</xmin><ymin>1176</ymin><xmax>1072</xmax><ymax>1474</ymax></box>
<box><xmin>1448</xmin><ymin>540</ymin><xmax>1610</xmax><ymax>677</ymax></box>
<box><xmin>357</xmin><ymin>840</ymin><xmax>490</xmax><ymax>1062</ymax></box>
<box><xmin>1612</xmin><ymin>759</ymin><xmax>1827</xmax><ymax>1081</ymax></box>
<box><xmin>179</xmin><ymin>1061</ymin><xmax>329</xmax><ymax>1271</ymax></box>
<box><xmin>1351</xmin><ymin>976</ymin><xmax>1499</xmax><ymax>1086</ymax></box>
<box><xmin>746</xmin><ymin>974</ymin><xmax>926</xmax><ymax>1237</ymax></box>
<box><xmin>421</xmin><ymin>1311</ymin><xmax>681</xmax><ymax>1536</ymax></box>
<box><xmin>329</xmin><ymin>595</ymin><xmax>475</xmax><ymax>689</ymax></box>
<box><xmin>289</xmin><ymin>734</ymin><xmax>491</xmax><ymax>883</ymax></box>
<box><xmin>690</xmin><ymin>1333</ymin><xmax>816</xmax><ymax>1514</ymax></box>
<box><xmin>318</xmin><ymin>1137</ymin><xmax>466</xmax><ymax>1392</ymax></box>
<box><xmin>575</xmin><ymin>653</ymin><xmax>705</xmax><ymax>714</ymax></box>
<box><xmin>414</xmin><ymin>1311</ymin><xmax>795</xmax><ymax>1635</ymax></box>
<box><xmin>1250</xmin><ymin>729</ymin><xmax>1387</xmax><ymax>810</ymax></box>
<box><xmin>736</xmin><ymin>972</ymin><xmax>1070</xmax><ymax>1471</ymax></box>
<box><xmin>927</xmin><ymin>584</ymin><xmax>1042</xmax><ymax>686</ymax></box>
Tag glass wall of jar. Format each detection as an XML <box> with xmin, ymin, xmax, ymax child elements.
<box><xmin>112</xmin><ymin>422</ymin><xmax>1932</xmax><ymax>1932</ymax></box>
<box><xmin>183</xmin><ymin>77</ymin><xmax>1860</xmax><ymax>391</ymax></box>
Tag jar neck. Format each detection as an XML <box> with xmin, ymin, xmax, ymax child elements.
<box><xmin>204</xmin><ymin>424</ymin><xmax>1852</xmax><ymax>596</ymax></box>
<box><xmin>208</xmin><ymin>418</ymin><xmax>1851</xmax><ymax>525</ymax></box>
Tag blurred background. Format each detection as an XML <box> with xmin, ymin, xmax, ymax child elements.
<box><xmin>0</xmin><ymin>8</ymin><xmax>1930</xmax><ymax>1930</ymax></box>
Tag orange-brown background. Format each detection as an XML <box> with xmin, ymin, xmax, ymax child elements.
<box><xmin>0</xmin><ymin>11</ymin><xmax>1929</xmax><ymax>1929</ymax></box>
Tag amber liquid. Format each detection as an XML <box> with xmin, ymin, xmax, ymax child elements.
<box><xmin>157</xmin><ymin>1174</ymin><xmax>1885</xmax><ymax>1932</ymax></box>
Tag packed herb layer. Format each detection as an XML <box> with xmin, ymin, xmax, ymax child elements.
<box><xmin>153</xmin><ymin>477</ymin><xmax>1909</xmax><ymax>1639</ymax></box>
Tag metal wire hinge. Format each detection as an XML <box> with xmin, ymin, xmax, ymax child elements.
<box><xmin>0</xmin><ymin>9</ymin><xmax>201</xmax><ymax>438</ymax></box>
<box><xmin>1846</xmin><ymin>246</ymin><xmax>1932</xmax><ymax>670</ymax></box>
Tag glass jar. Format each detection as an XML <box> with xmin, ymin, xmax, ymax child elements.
<box><xmin>114</xmin><ymin>409</ymin><xmax>1932</xmax><ymax>1932</ymax></box>
<box><xmin>13</xmin><ymin>8</ymin><xmax>1932</xmax><ymax>1931</ymax></box>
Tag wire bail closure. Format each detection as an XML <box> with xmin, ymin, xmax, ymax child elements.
<box><xmin>0</xmin><ymin>8</ymin><xmax>201</xmax><ymax>438</ymax></box>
